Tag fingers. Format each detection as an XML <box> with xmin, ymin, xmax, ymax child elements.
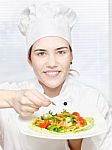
<box><xmin>14</xmin><ymin>89</ymin><xmax>51</xmax><ymax>117</ymax></box>
<box><xmin>15</xmin><ymin>98</ymin><xmax>40</xmax><ymax>117</ymax></box>
<box><xmin>19</xmin><ymin>95</ymin><xmax>37</xmax><ymax>108</ymax></box>
<box><xmin>19</xmin><ymin>105</ymin><xmax>39</xmax><ymax>117</ymax></box>
<box><xmin>19</xmin><ymin>111</ymin><xmax>36</xmax><ymax>117</ymax></box>
<box><xmin>23</xmin><ymin>90</ymin><xmax>51</xmax><ymax>107</ymax></box>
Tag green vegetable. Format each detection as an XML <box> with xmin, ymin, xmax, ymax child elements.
<box><xmin>41</xmin><ymin>111</ymin><xmax>53</xmax><ymax>120</ymax></box>
<box><xmin>47</xmin><ymin>125</ymin><xmax>65</xmax><ymax>133</ymax></box>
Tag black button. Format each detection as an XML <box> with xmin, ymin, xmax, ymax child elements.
<box><xmin>64</xmin><ymin>102</ymin><xmax>67</xmax><ymax>106</ymax></box>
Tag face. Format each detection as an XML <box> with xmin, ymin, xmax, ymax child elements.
<box><xmin>29</xmin><ymin>36</ymin><xmax>73</xmax><ymax>90</ymax></box>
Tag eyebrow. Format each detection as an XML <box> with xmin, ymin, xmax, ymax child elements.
<box><xmin>56</xmin><ymin>46</ymin><xmax>68</xmax><ymax>50</ymax></box>
<box><xmin>34</xmin><ymin>49</ymin><xmax>46</xmax><ymax>52</ymax></box>
<box><xmin>34</xmin><ymin>46</ymin><xmax>68</xmax><ymax>52</ymax></box>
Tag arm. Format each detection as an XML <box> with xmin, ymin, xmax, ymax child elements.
<box><xmin>0</xmin><ymin>90</ymin><xmax>17</xmax><ymax>108</ymax></box>
<box><xmin>0</xmin><ymin>89</ymin><xmax>51</xmax><ymax>117</ymax></box>
<box><xmin>97</xmin><ymin>94</ymin><xmax>112</xmax><ymax>150</ymax></box>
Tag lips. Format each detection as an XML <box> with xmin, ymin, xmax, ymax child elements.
<box><xmin>43</xmin><ymin>70</ymin><xmax>61</xmax><ymax>77</ymax></box>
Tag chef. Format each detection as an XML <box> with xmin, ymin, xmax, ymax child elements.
<box><xmin>0</xmin><ymin>1</ymin><xmax>112</xmax><ymax>150</ymax></box>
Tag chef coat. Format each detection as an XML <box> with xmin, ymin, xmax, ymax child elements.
<box><xmin>0</xmin><ymin>73</ymin><xmax>112</xmax><ymax>150</ymax></box>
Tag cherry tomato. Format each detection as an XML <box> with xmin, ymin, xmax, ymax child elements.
<box><xmin>39</xmin><ymin>121</ymin><xmax>51</xmax><ymax>128</ymax></box>
<box><xmin>77</xmin><ymin>117</ymin><xmax>85</xmax><ymax>126</ymax></box>
<box><xmin>72</xmin><ymin>112</ymin><xmax>80</xmax><ymax>117</ymax></box>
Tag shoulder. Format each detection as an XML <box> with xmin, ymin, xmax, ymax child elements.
<box><xmin>0</xmin><ymin>79</ymin><xmax>36</xmax><ymax>90</ymax></box>
<box><xmin>71</xmin><ymin>79</ymin><xmax>110</xmax><ymax>115</ymax></box>
<box><xmin>68</xmin><ymin>71</ymin><xmax>100</xmax><ymax>96</ymax></box>
<box><xmin>71</xmin><ymin>79</ymin><xmax>100</xmax><ymax>97</ymax></box>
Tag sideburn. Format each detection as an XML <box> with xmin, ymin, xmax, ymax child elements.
<box><xmin>28</xmin><ymin>45</ymin><xmax>33</xmax><ymax>62</ymax></box>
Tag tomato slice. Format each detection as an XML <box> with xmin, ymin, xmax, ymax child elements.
<box><xmin>72</xmin><ymin>112</ymin><xmax>80</xmax><ymax>117</ymax></box>
<box><xmin>77</xmin><ymin>117</ymin><xmax>85</xmax><ymax>127</ymax></box>
<box><xmin>39</xmin><ymin>121</ymin><xmax>51</xmax><ymax>128</ymax></box>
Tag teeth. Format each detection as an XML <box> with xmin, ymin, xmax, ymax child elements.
<box><xmin>45</xmin><ymin>71</ymin><xmax>59</xmax><ymax>76</ymax></box>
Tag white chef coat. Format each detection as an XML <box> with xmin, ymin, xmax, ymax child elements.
<box><xmin>0</xmin><ymin>73</ymin><xmax>112</xmax><ymax>150</ymax></box>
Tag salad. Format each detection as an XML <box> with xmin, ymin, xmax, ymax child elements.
<box><xmin>31</xmin><ymin>110</ymin><xmax>94</xmax><ymax>134</ymax></box>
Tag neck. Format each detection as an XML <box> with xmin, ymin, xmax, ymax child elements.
<box><xmin>39</xmin><ymin>82</ymin><xmax>63</xmax><ymax>98</ymax></box>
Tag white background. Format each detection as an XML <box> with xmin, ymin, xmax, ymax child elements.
<box><xmin>0</xmin><ymin>0</ymin><xmax>111</xmax><ymax>103</ymax></box>
<box><xmin>109</xmin><ymin>0</ymin><xmax>112</xmax><ymax>103</ymax></box>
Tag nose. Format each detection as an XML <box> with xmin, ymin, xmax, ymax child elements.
<box><xmin>47</xmin><ymin>54</ymin><xmax>57</xmax><ymax>68</ymax></box>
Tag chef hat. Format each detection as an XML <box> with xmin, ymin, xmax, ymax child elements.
<box><xmin>18</xmin><ymin>1</ymin><xmax>76</xmax><ymax>50</ymax></box>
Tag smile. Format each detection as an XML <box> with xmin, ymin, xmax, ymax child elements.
<box><xmin>44</xmin><ymin>71</ymin><xmax>61</xmax><ymax>77</ymax></box>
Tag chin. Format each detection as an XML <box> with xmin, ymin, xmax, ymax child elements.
<box><xmin>41</xmin><ymin>79</ymin><xmax>64</xmax><ymax>89</ymax></box>
<box><xmin>47</xmin><ymin>85</ymin><xmax>61</xmax><ymax>89</ymax></box>
<box><xmin>46</xmin><ymin>83</ymin><xmax>62</xmax><ymax>89</ymax></box>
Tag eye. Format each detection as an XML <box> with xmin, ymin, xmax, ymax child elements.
<box><xmin>36</xmin><ymin>52</ymin><xmax>46</xmax><ymax>56</ymax></box>
<box><xmin>57</xmin><ymin>50</ymin><xmax>66</xmax><ymax>55</ymax></box>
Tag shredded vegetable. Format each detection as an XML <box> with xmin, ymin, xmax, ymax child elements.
<box><xmin>31</xmin><ymin>110</ymin><xmax>94</xmax><ymax>133</ymax></box>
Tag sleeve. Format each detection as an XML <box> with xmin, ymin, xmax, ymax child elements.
<box><xmin>0</xmin><ymin>80</ymin><xmax>37</xmax><ymax>90</ymax></box>
<box><xmin>0</xmin><ymin>114</ymin><xmax>3</xmax><ymax>147</ymax></box>
<box><xmin>64</xmin><ymin>93</ymin><xmax>112</xmax><ymax>150</ymax></box>
<box><xmin>81</xmin><ymin>93</ymin><xmax>112</xmax><ymax>150</ymax></box>
<box><xmin>0</xmin><ymin>82</ymin><xmax>19</xmax><ymax>90</ymax></box>
<box><xmin>96</xmin><ymin>94</ymin><xmax>112</xmax><ymax>150</ymax></box>
<box><xmin>0</xmin><ymin>146</ymin><xmax>3</xmax><ymax>150</ymax></box>
<box><xmin>0</xmin><ymin>81</ymin><xmax>24</xmax><ymax>148</ymax></box>
<box><xmin>65</xmin><ymin>140</ymin><xmax>71</xmax><ymax>150</ymax></box>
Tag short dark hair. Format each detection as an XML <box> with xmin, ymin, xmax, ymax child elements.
<box><xmin>28</xmin><ymin>45</ymin><xmax>32</xmax><ymax>61</ymax></box>
<box><xmin>69</xmin><ymin>45</ymin><xmax>72</xmax><ymax>52</ymax></box>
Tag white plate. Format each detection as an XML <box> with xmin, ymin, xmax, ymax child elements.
<box><xmin>17</xmin><ymin>112</ymin><xmax>107</xmax><ymax>140</ymax></box>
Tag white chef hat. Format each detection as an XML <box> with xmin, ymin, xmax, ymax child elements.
<box><xmin>18</xmin><ymin>1</ymin><xmax>76</xmax><ymax>50</ymax></box>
